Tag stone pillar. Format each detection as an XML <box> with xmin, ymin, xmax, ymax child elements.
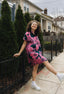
<box><xmin>41</xmin><ymin>18</ymin><xmax>43</xmax><ymax>32</ymax></box>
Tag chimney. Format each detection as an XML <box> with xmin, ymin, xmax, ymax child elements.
<box><xmin>44</xmin><ymin>8</ymin><xmax>47</xmax><ymax>14</ymax></box>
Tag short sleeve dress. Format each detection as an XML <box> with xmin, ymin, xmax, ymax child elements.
<box><xmin>23</xmin><ymin>31</ymin><xmax>47</xmax><ymax>66</ymax></box>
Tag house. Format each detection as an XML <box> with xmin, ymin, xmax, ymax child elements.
<box><xmin>41</xmin><ymin>9</ymin><xmax>53</xmax><ymax>33</ymax></box>
<box><xmin>41</xmin><ymin>10</ymin><xmax>64</xmax><ymax>34</ymax></box>
<box><xmin>0</xmin><ymin>0</ymin><xmax>64</xmax><ymax>34</ymax></box>
<box><xmin>7</xmin><ymin>0</ymin><xmax>43</xmax><ymax>14</ymax></box>
<box><xmin>54</xmin><ymin>16</ymin><xmax>64</xmax><ymax>29</ymax></box>
<box><xmin>51</xmin><ymin>16</ymin><xmax>64</xmax><ymax>34</ymax></box>
<box><xmin>6</xmin><ymin>0</ymin><xmax>44</xmax><ymax>31</ymax></box>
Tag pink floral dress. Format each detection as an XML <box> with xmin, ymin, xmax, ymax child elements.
<box><xmin>23</xmin><ymin>31</ymin><xmax>47</xmax><ymax>66</ymax></box>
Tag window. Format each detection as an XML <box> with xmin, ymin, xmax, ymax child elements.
<box><xmin>11</xmin><ymin>4</ymin><xmax>15</xmax><ymax>21</ymax></box>
<box><xmin>57</xmin><ymin>22</ymin><xmax>61</xmax><ymax>26</ymax></box>
<box><xmin>27</xmin><ymin>7</ymin><xmax>29</xmax><ymax>12</ymax></box>
<box><xmin>26</xmin><ymin>3</ymin><xmax>29</xmax><ymax>12</ymax></box>
<box><xmin>23</xmin><ymin>2</ymin><xmax>26</xmax><ymax>12</ymax></box>
<box><xmin>9</xmin><ymin>3</ymin><xmax>16</xmax><ymax>21</ymax></box>
<box><xmin>23</xmin><ymin>2</ymin><xmax>29</xmax><ymax>12</ymax></box>
<box><xmin>48</xmin><ymin>22</ymin><xmax>51</xmax><ymax>31</ymax></box>
<box><xmin>48</xmin><ymin>26</ymin><xmax>51</xmax><ymax>29</ymax></box>
<box><xmin>24</xmin><ymin>6</ymin><xmax>26</xmax><ymax>12</ymax></box>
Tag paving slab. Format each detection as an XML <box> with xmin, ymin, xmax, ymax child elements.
<box><xmin>51</xmin><ymin>53</ymin><xmax>64</xmax><ymax>65</ymax></box>
<box><xmin>56</xmin><ymin>83</ymin><xmax>64</xmax><ymax>94</ymax></box>
<box><xmin>14</xmin><ymin>52</ymin><xmax>64</xmax><ymax>94</ymax></box>
<box><xmin>15</xmin><ymin>78</ymin><xmax>60</xmax><ymax>94</ymax></box>
<box><xmin>37</xmin><ymin>68</ymin><xmax>60</xmax><ymax>83</ymax></box>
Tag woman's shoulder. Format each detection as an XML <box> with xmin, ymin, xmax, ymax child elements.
<box><xmin>25</xmin><ymin>31</ymin><xmax>30</xmax><ymax>35</ymax></box>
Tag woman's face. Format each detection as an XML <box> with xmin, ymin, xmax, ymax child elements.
<box><xmin>31</xmin><ymin>22</ymin><xmax>38</xmax><ymax>31</ymax></box>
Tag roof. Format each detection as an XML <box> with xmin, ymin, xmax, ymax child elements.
<box><xmin>26</xmin><ymin>0</ymin><xmax>43</xmax><ymax>11</ymax></box>
<box><xmin>41</xmin><ymin>13</ymin><xmax>53</xmax><ymax>22</ymax></box>
<box><xmin>54</xmin><ymin>16</ymin><xmax>64</xmax><ymax>21</ymax></box>
<box><xmin>30</xmin><ymin>12</ymin><xmax>53</xmax><ymax>22</ymax></box>
<box><xmin>41</xmin><ymin>13</ymin><xmax>53</xmax><ymax>19</ymax></box>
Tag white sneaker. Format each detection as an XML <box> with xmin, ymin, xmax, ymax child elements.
<box><xmin>31</xmin><ymin>82</ymin><xmax>41</xmax><ymax>91</ymax></box>
<box><xmin>57</xmin><ymin>73</ymin><xmax>64</xmax><ymax>82</ymax></box>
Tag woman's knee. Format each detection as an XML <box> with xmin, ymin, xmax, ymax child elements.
<box><xmin>43</xmin><ymin>60</ymin><xmax>48</xmax><ymax>65</ymax></box>
<box><xmin>33</xmin><ymin>64</ymin><xmax>39</xmax><ymax>70</ymax></box>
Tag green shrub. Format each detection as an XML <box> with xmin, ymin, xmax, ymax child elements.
<box><xmin>14</xmin><ymin>5</ymin><xmax>28</xmax><ymax>71</ymax></box>
<box><xmin>35</xmin><ymin>13</ymin><xmax>41</xmax><ymax>22</ymax></box>
<box><xmin>0</xmin><ymin>0</ymin><xmax>19</xmax><ymax>77</ymax></box>
<box><xmin>14</xmin><ymin>5</ymin><xmax>26</xmax><ymax>48</ymax></box>
<box><xmin>24</xmin><ymin>12</ymin><xmax>31</xmax><ymax>24</ymax></box>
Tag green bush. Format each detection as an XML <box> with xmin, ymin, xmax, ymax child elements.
<box><xmin>14</xmin><ymin>5</ymin><xmax>26</xmax><ymax>48</ymax></box>
<box><xmin>0</xmin><ymin>0</ymin><xmax>19</xmax><ymax>77</ymax></box>
<box><xmin>24</xmin><ymin>12</ymin><xmax>31</xmax><ymax>24</ymax></box>
<box><xmin>0</xmin><ymin>18</ymin><xmax>1</xmax><ymax>33</ymax></box>
<box><xmin>35</xmin><ymin>13</ymin><xmax>41</xmax><ymax>22</ymax></box>
<box><xmin>14</xmin><ymin>5</ymin><xmax>29</xmax><ymax>71</ymax></box>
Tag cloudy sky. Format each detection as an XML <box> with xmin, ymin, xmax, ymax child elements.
<box><xmin>29</xmin><ymin>0</ymin><xmax>64</xmax><ymax>17</ymax></box>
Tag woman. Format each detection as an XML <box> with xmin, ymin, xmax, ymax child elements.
<box><xmin>13</xmin><ymin>20</ymin><xmax>64</xmax><ymax>91</ymax></box>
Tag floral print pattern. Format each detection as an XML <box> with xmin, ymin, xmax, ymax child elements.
<box><xmin>23</xmin><ymin>31</ymin><xmax>47</xmax><ymax>66</ymax></box>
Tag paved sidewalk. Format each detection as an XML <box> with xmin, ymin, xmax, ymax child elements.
<box><xmin>14</xmin><ymin>52</ymin><xmax>64</xmax><ymax>94</ymax></box>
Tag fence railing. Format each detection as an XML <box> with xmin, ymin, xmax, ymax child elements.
<box><xmin>0</xmin><ymin>55</ymin><xmax>27</xmax><ymax>94</ymax></box>
<box><xmin>43</xmin><ymin>38</ymin><xmax>64</xmax><ymax>61</ymax></box>
<box><xmin>0</xmin><ymin>38</ymin><xmax>64</xmax><ymax>94</ymax></box>
<box><xmin>0</xmin><ymin>54</ymin><xmax>44</xmax><ymax>94</ymax></box>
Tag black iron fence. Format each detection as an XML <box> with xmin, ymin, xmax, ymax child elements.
<box><xmin>43</xmin><ymin>38</ymin><xmax>64</xmax><ymax>61</ymax></box>
<box><xmin>0</xmin><ymin>54</ymin><xmax>44</xmax><ymax>94</ymax></box>
<box><xmin>0</xmin><ymin>56</ymin><xmax>25</xmax><ymax>94</ymax></box>
<box><xmin>0</xmin><ymin>38</ymin><xmax>64</xmax><ymax>94</ymax></box>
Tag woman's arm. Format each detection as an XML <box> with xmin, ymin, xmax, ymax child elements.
<box><xmin>18</xmin><ymin>40</ymin><xmax>27</xmax><ymax>55</ymax></box>
<box><xmin>13</xmin><ymin>41</ymin><xmax>27</xmax><ymax>57</ymax></box>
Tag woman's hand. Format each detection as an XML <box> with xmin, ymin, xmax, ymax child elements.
<box><xmin>13</xmin><ymin>53</ymin><xmax>20</xmax><ymax>57</ymax></box>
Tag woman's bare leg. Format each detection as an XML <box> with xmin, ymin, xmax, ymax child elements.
<box><xmin>31</xmin><ymin>64</ymin><xmax>41</xmax><ymax>90</ymax></box>
<box><xmin>32</xmin><ymin>64</ymin><xmax>39</xmax><ymax>81</ymax></box>
<box><xmin>43</xmin><ymin>60</ymin><xmax>57</xmax><ymax>75</ymax></box>
<box><xmin>43</xmin><ymin>60</ymin><xmax>64</xmax><ymax>82</ymax></box>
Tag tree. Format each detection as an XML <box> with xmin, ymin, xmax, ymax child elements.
<box><xmin>1</xmin><ymin>0</ymin><xmax>13</xmax><ymax>32</ymax></box>
<box><xmin>0</xmin><ymin>0</ymin><xmax>18</xmax><ymax>59</ymax></box>
<box><xmin>14</xmin><ymin>5</ymin><xmax>26</xmax><ymax>48</ymax></box>
<box><xmin>0</xmin><ymin>0</ymin><xmax>19</xmax><ymax>76</ymax></box>
<box><xmin>24</xmin><ymin>12</ymin><xmax>31</xmax><ymax>24</ymax></box>
<box><xmin>14</xmin><ymin>5</ymin><xmax>28</xmax><ymax>71</ymax></box>
<box><xmin>35</xmin><ymin>14</ymin><xmax>41</xmax><ymax>22</ymax></box>
<box><xmin>0</xmin><ymin>18</ymin><xmax>1</xmax><ymax>33</ymax></box>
